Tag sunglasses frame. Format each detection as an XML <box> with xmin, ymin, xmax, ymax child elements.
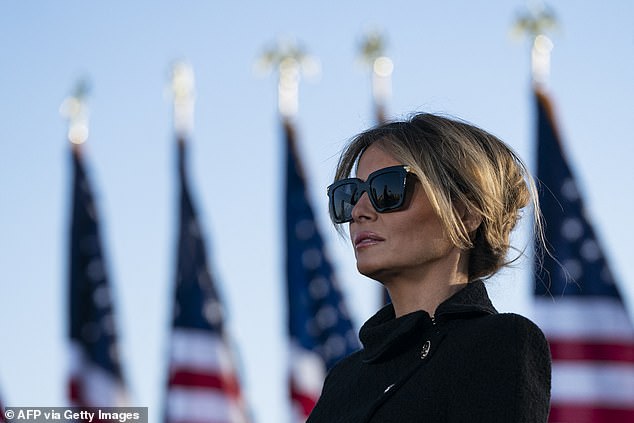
<box><xmin>327</xmin><ymin>165</ymin><xmax>412</xmax><ymax>224</ymax></box>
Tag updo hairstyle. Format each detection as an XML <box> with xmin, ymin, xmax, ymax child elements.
<box><xmin>332</xmin><ymin>113</ymin><xmax>542</xmax><ymax>280</ymax></box>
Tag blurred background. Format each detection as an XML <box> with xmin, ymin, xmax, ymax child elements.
<box><xmin>1</xmin><ymin>1</ymin><xmax>633</xmax><ymax>422</ymax></box>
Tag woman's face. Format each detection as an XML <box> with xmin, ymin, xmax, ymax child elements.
<box><xmin>350</xmin><ymin>144</ymin><xmax>455</xmax><ymax>283</ymax></box>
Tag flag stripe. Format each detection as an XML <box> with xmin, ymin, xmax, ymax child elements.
<box><xmin>534</xmin><ymin>298</ymin><xmax>634</xmax><ymax>339</ymax></box>
<box><xmin>169</xmin><ymin>370</ymin><xmax>240</xmax><ymax>396</ymax></box>
<box><xmin>289</xmin><ymin>344</ymin><xmax>327</xmax><ymax>394</ymax></box>
<box><xmin>70</xmin><ymin>378</ymin><xmax>81</xmax><ymax>402</ymax></box>
<box><xmin>68</xmin><ymin>342</ymin><xmax>128</xmax><ymax>406</ymax></box>
<box><xmin>290</xmin><ymin>383</ymin><xmax>318</xmax><ymax>419</ymax></box>
<box><xmin>549</xmin><ymin>404</ymin><xmax>634</xmax><ymax>423</ymax></box>
<box><xmin>551</xmin><ymin>362</ymin><xmax>634</xmax><ymax>405</ymax></box>
<box><xmin>288</xmin><ymin>344</ymin><xmax>325</xmax><ymax>420</ymax></box>
<box><xmin>166</xmin><ymin>388</ymin><xmax>247</xmax><ymax>423</ymax></box>
<box><xmin>167</xmin><ymin>421</ymin><xmax>237</xmax><ymax>423</ymax></box>
<box><xmin>549</xmin><ymin>339</ymin><xmax>634</xmax><ymax>363</ymax></box>
<box><xmin>169</xmin><ymin>329</ymin><xmax>233</xmax><ymax>372</ymax></box>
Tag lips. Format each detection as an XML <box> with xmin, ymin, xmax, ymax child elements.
<box><xmin>353</xmin><ymin>231</ymin><xmax>385</xmax><ymax>249</ymax></box>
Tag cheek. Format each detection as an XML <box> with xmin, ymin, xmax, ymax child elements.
<box><xmin>399</xmin><ymin>211</ymin><xmax>451</xmax><ymax>251</ymax></box>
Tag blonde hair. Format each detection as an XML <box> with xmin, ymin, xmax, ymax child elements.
<box><xmin>333</xmin><ymin>113</ymin><xmax>543</xmax><ymax>280</ymax></box>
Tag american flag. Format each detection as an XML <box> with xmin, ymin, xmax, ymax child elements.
<box><xmin>533</xmin><ymin>88</ymin><xmax>634</xmax><ymax>422</ymax></box>
<box><xmin>68</xmin><ymin>145</ymin><xmax>128</xmax><ymax>407</ymax></box>
<box><xmin>284</xmin><ymin>120</ymin><xmax>359</xmax><ymax>421</ymax></box>
<box><xmin>164</xmin><ymin>138</ymin><xmax>250</xmax><ymax>423</ymax></box>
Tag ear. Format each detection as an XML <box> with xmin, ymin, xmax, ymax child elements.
<box><xmin>455</xmin><ymin>201</ymin><xmax>482</xmax><ymax>234</ymax></box>
<box><xmin>463</xmin><ymin>210</ymin><xmax>482</xmax><ymax>234</ymax></box>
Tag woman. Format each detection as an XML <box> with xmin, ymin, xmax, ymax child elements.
<box><xmin>308</xmin><ymin>113</ymin><xmax>551</xmax><ymax>422</ymax></box>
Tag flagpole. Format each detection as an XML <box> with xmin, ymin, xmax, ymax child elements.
<box><xmin>512</xmin><ymin>2</ymin><xmax>557</xmax><ymax>90</ymax></box>
<box><xmin>169</xmin><ymin>60</ymin><xmax>196</xmax><ymax>191</ymax></box>
<box><xmin>170</xmin><ymin>61</ymin><xmax>195</xmax><ymax>143</ymax></box>
<box><xmin>359</xmin><ymin>30</ymin><xmax>393</xmax><ymax>124</ymax></box>
<box><xmin>257</xmin><ymin>37</ymin><xmax>319</xmax><ymax>181</ymax></box>
<box><xmin>259</xmin><ymin>39</ymin><xmax>360</xmax><ymax>422</ymax></box>
<box><xmin>512</xmin><ymin>2</ymin><xmax>563</xmax><ymax>152</ymax></box>
<box><xmin>60</xmin><ymin>80</ymin><xmax>91</xmax><ymax>152</ymax></box>
<box><xmin>256</xmin><ymin>38</ymin><xmax>321</xmax><ymax>124</ymax></box>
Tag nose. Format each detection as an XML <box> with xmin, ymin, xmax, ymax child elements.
<box><xmin>351</xmin><ymin>191</ymin><xmax>377</xmax><ymax>222</ymax></box>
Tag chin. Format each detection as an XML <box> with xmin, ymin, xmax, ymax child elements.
<box><xmin>356</xmin><ymin>262</ymin><xmax>391</xmax><ymax>283</ymax></box>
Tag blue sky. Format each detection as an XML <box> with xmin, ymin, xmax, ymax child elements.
<box><xmin>1</xmin><ymin>1</ymin><xmax>633</xmax><ymax>422</ymax></box>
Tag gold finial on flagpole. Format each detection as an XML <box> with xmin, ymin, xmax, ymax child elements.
<box><xmin>60</xmin><ymin>79</ymin><xmax>90</xmax><ymax>145</ymax></box>
<box><xmin>170</xmin><ymin>61</ymin><xmax>195</xmax><ymax>138</ymax></box>
<box><xmin>359</xmin><ymin>29</ymin><xmax>393</xmax><ymax>123</ymax></box>
<box><xmin>512</xmin><ymin>1</ymin><xmax>558</xmax><ymax>87</ymax></box>
<box><xmin>255</xmin><ymin>38</ymin><xmax>320</xmax><ymax>119</ymax></box>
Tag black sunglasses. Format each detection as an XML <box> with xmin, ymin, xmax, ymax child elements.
<box><xmin>327</xmin><ymin>165</ymin><xmax>412</xmax><ymax>224</ymax></box>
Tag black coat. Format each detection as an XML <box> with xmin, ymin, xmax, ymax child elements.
<box><xmin>307</xmin><ymin>281</ymin><xmax>551</xmax><ymax>423</ymax></box>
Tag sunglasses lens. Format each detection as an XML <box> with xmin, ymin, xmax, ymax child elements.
<box><xmin>328</xmin><ymin>166</ymin><xmax>410</xmax><ymax>223</ymax></box>
<box><xmin>331</xmin><ymin>182</ymin><xmax>358</xmax><ymax>223</ymax></box>
<box><xmin>370</xmin><ymin>171</ymin><xmax>406</xmax><ymax>211</ymax></box>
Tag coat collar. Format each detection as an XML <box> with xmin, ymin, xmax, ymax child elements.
<box><xmin>434</xmin><ymin>279</ymin><xmax>497</xmax><ymax>321</ymax></box>
<box><xmin>359</xmin><ymin>280</ymin><xmax>497</xmax><ymax>362</ymax></box>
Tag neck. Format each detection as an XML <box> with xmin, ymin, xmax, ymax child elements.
<box><xmin>384</xmin><ymin>249</ymin><xmax>470</xmax><ymax>318</ymax></box>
